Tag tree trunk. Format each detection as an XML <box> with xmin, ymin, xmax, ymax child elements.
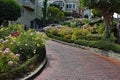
<box><xmin>43</xmin><ymin>0</ymin><xmax>48</xmax><ymax>27</ymax></box>
<box><xmin>103</xmin><ymin>14</ymin><xmax>113</xmax><ymax>40</ymax></box>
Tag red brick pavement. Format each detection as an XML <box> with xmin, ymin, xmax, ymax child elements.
<box><xmin>34</xmin><ymin>41</ymin><xmax>120</xmax><ymax>80</ymax></box>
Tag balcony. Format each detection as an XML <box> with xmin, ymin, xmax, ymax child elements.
<box><xmin>22</xmin><ymin>0</ymin><xmax>35</xmax><ymax>10</ymax></box>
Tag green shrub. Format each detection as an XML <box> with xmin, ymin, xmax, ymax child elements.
<box><xmin>110</xmin><ymin>33</ymin><xmax>116</xmax><ymax>42</ymax></box>
<box><xmin>10</xmin><ymin>30</ymin><xmax>47</xmax><ymax>61</ymax></box>
<box><xmin>47</xmin><ymin>32</ymin><xmax>120</xmax><ymax>53</ymax></box>
<box><xmin>0</xmin><ymin>49</ymin><xmax>19</xmax><ymax>73</ymax></box>
<box><xmin>61</xmin><ymin>20</ymin><xmax>72</xmax><ymax>27</ymax></box>
<box><xmin>71</xmin><ymin>28</ymin><xmax>82</xmax><ymax>40</ymax></box>
<box><xmin>0</xmin><ymin>54</ymin><xmax>42</xmax><ymax>80</ymax></box>
<box><xmin>0</xmin><ymin>24</ymin><xmax>23</xmax><ymax>38</ymax></box>
<box><xmin>77</xmin><ymin>35</ymin><xmax>101</xmax><ymax>41</ymax></box>
<box><xmin>58</xmin><ymin>27</ymin><xmax>73</xmax><ymax>38</ymax></box>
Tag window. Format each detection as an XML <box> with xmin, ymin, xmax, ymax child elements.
<box><xmin>66</xmin><ymin>4</ymin><xmax>72</xmax><ymax>9</ymax></box>
<box><xmin>23</xmin><ymin>0</ymin><xmax>30</xmax><ymax>2</ymax></box>
<box><xmin>73</xmin><ymin>4</ymin><xmax>75</xmax><ymax>9</ymax></box>
<box><xmin>66</xmin><ymin>3</ymin><xmax>76</xmax><ymax>9</ymax></box>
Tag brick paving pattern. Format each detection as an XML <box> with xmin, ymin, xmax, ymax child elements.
<box><xmin>34</xmin><ymin>41</ymin><xmax>120</xmax><ymax>80</ymax></box>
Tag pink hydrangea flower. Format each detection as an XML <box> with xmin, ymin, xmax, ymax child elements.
<box><xmin>3</xmin><ymin>48</ymin><xmax>10</xmax><ymax>55</ymax></box>
<box><xmin>16</xmin><ymin>54</ymin><xmax>20</xmax><ymax>58</ymax></box>
<box><xmin>8</xmin><ymin>61</ymin><xmax>13</xmax><ymax>66</ymax></box>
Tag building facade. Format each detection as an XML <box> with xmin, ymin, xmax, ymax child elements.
<box><xmin>48</xmin><ymin>0</ymin><xmax>79</xmax><ymax>13</ymax></box>
<box><xmin>17</xmin><ymin>0</ymin><xmax>42</xmax><ymax>29</ymax></box>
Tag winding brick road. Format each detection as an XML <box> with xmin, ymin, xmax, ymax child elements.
<box><xmin>34</xmin><ymin>41</ymin><xmax>120</xmax><ymax>80</ymax></box>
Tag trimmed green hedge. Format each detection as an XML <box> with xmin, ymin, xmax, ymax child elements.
<box><xmin>77</xmin><ymin>35</ymin><xmax>101</xmax><ymax>41</ymax></box>
<box><xmin>47</xmin><ymin>33</ymin><xmax>120</xmax><ymax>53</ymax></box>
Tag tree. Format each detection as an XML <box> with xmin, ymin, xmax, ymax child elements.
<box><xmin>92</xmin><ymin>9</ymin><xmax>102</xmax><ymax>18</ymax></box>
<box><xmin>80</xmin><ymin>0</ymin><xmax>120</xmax><ymax>39</ymax></box>
<box><xmin>43</xmin><ymin>0</ymin><xmax>48</xmax><ymax>27</ymax></box>
<box><xmin>0</xmin><ymin>0</ymin><xmax>21</xmax><ymax>25</ymax></box>
<box><xmin>47</xmin><ymin>6</ymin><xmax>64</xmax><ymax>24</ymax></box>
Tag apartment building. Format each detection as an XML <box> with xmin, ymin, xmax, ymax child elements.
<box><xmin>17</xmin><ymin>0</ymin><xmax>42</xmax><ymax>28</ymax></box>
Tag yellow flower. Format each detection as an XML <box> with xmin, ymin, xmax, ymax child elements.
<box><xmin>30</xmin><ymin>33</ymin><xmax>33</xmax><ymax>36</ymax></box>
<box><xmin>37</xmin><ymin>44</ymin><xmax>40</xmax><ymax>47</ymax></box>
<box><xmin>25</xmin><ymin>44</ymin><xmax>28</xmax><ymax>46</ymax></box>
<box><xmin>33</xmin><ymin>49</ymin><xmax>36</xmax><ymax>54</ymax></box>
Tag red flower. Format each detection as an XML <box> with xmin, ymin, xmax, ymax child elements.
<box><xmin>11</xmin><ymin>32</ymin><xmax>19</xmax><ymax>37</ymax></box>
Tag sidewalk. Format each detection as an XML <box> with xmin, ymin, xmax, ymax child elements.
<box><xmin>34</xmin><ymin>41</ymin><xmax>120</xmax><ymax>80</ymax></box>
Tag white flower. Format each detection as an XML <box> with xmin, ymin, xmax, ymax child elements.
<box><xmin>3</xmin><ymin>48</ymin><xmax>10</xmax><ymax>55</ymax></box>
<box><xmin>8</xmin><ymin>61</ymin><xmax>14</xmax><ymax>66</ymax></box>
<box><xmin>37</xmin><ymin>44</ymin><xmax>40</xmax><ymax>47</ymax></box>
<box><xmin>25</xmin><ymin>44</ymin><xmax>28</xmax><ymax>46</ymax></box>
<box><xmin>16</xmin><ymin>54</ymin><xmax>20</xmax><ymax>58</ymax></box>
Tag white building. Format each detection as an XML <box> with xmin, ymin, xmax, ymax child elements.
<box><xmin>17</xmin><ymin>0</ymin><xmax>43</xmax><ymax>28</ymax></box>
<box><xmin>47</xmin><ymin>0</ymin><xmax>79</xmax><ymax>13</ymax></box>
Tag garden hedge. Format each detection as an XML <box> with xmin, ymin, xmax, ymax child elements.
<box><xmin>47</xmin><ymin>33</ymin><xmax>120</xmax><ymax>53</ymax></box>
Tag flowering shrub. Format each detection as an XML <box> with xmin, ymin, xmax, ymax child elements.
<box><xmin>0</xmin><ymin>45</ymin><xmax>20</xmax><ymax>73</ymax></box>
<box><xmin>0</xmin><ymin>24</ymin><xmax>47</xmax><ymax>74</ymax></box>
<box><xmin>10</xmin><ymin>30</ymin><xmax>48</xmax><ymax>61</ymax></box>
<box><xmin>46</xmin><ymin>26</ymin><xmax>91</xmax><ymax>40</ymax></box>
<box><xmin>0</xmin><ymin>24</ymin><xmax>23</xmax><ymax>38</ymax></box>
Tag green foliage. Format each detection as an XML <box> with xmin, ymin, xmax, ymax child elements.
<box><xmin>110</xmin><ymin>33</ymin><xmax>116</xmax><ymax>42</ymax></box>
<box><xmin>61</xmin><ymin>20</ymin><xmax>71</xmax><ymax>27</ymax></box>
<box><xmin>89</xmin><ymin>18</ymin><xmax>103</xmax><ymax>26</ymax></box>
<box><xmin>83</xmin><ymin>19</ymin><xmax>91</xmax><ymax>24</ymax></box>
<box><xmin>0</xmin><ymin>49</ymin><xmax>19</xmax><ymax>73</ymax></box>
<box><xmin>61</xmin><ymin>20</ymin><xmax>76</xmax><ymax>27</ymax></box>
<box><xmin>0</xmin><ymin>24</ymin><xmax>47</xmax><ymax>79</ymax></box>
<box><xmin>10</xmin><ymin>30</ymin><xmax>47</xmax><ymax>61</ymax></box>
<box><xmin>47</xmin><ymin>6</ymin><xmax>64</xmax><ymax>23</ymax></box>
<box><xmin>0</xmin><ymin>24</ymin><xmax>23</xmax><ymax>39</ymax></box>
<box><xmin>92</xmin><ymin>9</ymin><xmax>102</xmax><ymax>18</ymax></box>
<box><xmin>48</xmin><ymin>33</ymin><xmax>120</xmax><ymax>53</ymax></box>
<box><xmin>81</xmin><ymin>0</ymin><xmax>120</xmax><ymax>39</ymax></box>
<box><xmin>0</xmin><ymin>0</ymin><xmax>21</xmax><ymax>24</ymax></box>
<box><xmin>0</xmin><ymin>54</ymin><xmax>42</xmax><ymax>80</ymax></box>
<box><xmin>46</xmin><ymin>26</ymin><xmax>91</xmax><ymax>41</ymax></box>
<box><xmin>96</xmin><ymin>23</ymin><xmax>105</xmax><ymax>34</ymax></box>
<box><xmin>64</xmin><ymin>12</ymin><xmax>72</xmax><ymax>17</ymax></box>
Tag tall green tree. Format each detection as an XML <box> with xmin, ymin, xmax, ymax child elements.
<box><xmin>80</xmin><ymin>0</ymin><xmax>120</xmax><ymax>39</ymax></box>
<box><xmin>47</xmin><ymin>6</ymin><xmax>64</xmax><ymax>24</ymax></box>
<box><xmin>43</xmin><ymin>0</ymin><xmax>48</xmax><ymax>27</ymax></box>
<box><xmin>0</xmin><ymin>0</ymin><xmax>21</xmax><ymax>25</ymax></box>
<box><xmin>92</xmin><ymin>9</ymin><xmax>102</xmax><ymax>18</ymax></box>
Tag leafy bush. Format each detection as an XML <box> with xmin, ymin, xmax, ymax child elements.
<box><xmin>110</xmin><ymin>33</ymin><xmax>116</xmax><ymax>42</ymax></box>
<box><xmin>0</xmin><ymin>24</ymin><xmax>47</xmax><ymax>79</ymax></box>
<box><xmin>10</xmin><ymin>30</ymin><xmax>47</xmax><ymax>61</ymax></box>
<box><xmin>58</xmin><ymin>27</ymin><xmax>73</xmax><ymax>37</ymax></box>
<box><xmin>0</xmin><ymin>24</ymin><xmax>23</xmax><ymax>39</ymax></box>
<box><xmin>47</xmin><ymin>31</ymin><xmax>120</xmax><ymax>53</ymax></box>
<box><xmin>64</xmin><ymin>12</ymin><xmax>72</xmax><ymax>17</ymax></box>
<box><xmin>77</xmin><ymin>35</ymin><xmax>101</xmax><ymax>41</ymax></box>
<box><xmin>75</xmin><ymin>39</ymin><xmax>120</xmax><ymax>52</ymax></box>
<box><xmin>0</xmin><ymin>0</ymin><xmax>21</xmax><ymax>25</ymax></box>
<box><xmin>0</xmin><ymin>54</ymin><xmax>43</xmax><ymax>80</ymax></box>
<box><xmin>0</xmin><ymin>40</ymin><xmax>20</xmax><ymax>73</ymax></box>
<box><xmin>61</xmin><ymin>20</ymin><xmax>71</xmax><ymax>27</ymax></box>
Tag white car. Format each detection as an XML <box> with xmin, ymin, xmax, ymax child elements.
<box><xmin>43</xmin><ymin>24</ymin><xmax>62</xmax><ymax>31</ymax></box>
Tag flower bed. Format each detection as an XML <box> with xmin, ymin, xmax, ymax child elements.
<box><xmin>0</xmin><ymin>24</ymin><xmax>47</xmax><ymax>79</ymax></box>
<box><xmin>45</xmin><ymin>26</ymin><xmax>120</xmax><ymax>53</ymax></box>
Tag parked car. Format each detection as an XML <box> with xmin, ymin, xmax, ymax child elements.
<box><xmin>43</xmin><ymin>24</ymin><xmax>62</xmax><ymax>31</ymax></box>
